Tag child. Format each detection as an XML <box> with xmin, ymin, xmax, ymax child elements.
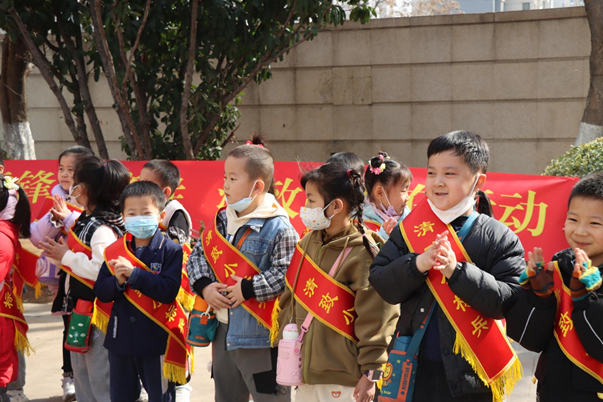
<box><xmin>275</xmin><ymin>162</ymin><xmax>399</xmax><ymax>402</ymax></box>
<box><xmin>369</xmin><ymin>131</ymin><xmax>525</xmax><ymax>402</ymax></box>
<box><xmin>363</xmin><ymin>151</ymin><xmax>412</xmax><ymax>240</ymax></box>
<box><xmin>40</xmin><ymin>156</ymin><xmax>130</xmax><ymax>402</ymax></box>
<box><xmin>187</xmin><ymin>136</ymin><xmax>299</xmax><ymax>402</ymax></box>
<box><xmin>27</xmin><ymin>145</ymin><xmax>93</xmax><ymax>402</ymax></box>
<box><xmin>506</xmin><ymin>173</ymin><xmax>603</xmax><ymax>401</ymax></box>
<box><xmin>0</xmin><ymin>176</ymin><xmax>32</xmax><ymax>402</ymax></box>
<box><xmin>140</xmin><ymin>160</ymin><xmax>192</xmax><ymax>245</ymax></box>
<box><xmin>94</xmin><ymin>181</ymin><xmax>184</xmax><ymax>402</ymax></box>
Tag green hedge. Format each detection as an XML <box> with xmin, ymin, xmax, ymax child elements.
<box><xmin>544</xmin><ymin>137</ymin><xmax>603</xmax><ymax>177</ymax></box>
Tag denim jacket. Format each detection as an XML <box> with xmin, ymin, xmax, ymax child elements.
<box><xmin>187</xmin><ymin>209</ymin><xmax>298</xmax><ymax>350</ymax></box>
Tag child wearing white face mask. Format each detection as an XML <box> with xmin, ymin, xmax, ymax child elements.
<box><xmin>369</xmin><ymin>131</ymin><xmax>525</xmax><ymax>402</ymax></box>
<box><xmin>362</xmin><ymin>151</ymin><xmax>413</xmax><ymax>241</ymax></box>
<box><xmin>94</xmin><ymin>181</ymin><xmax>185</xmax><ymax>402</ymax></box>
<box><xmin>186</xmin><ymin>135</ymin><xmax>298</xmax><ymax>402</ymax></box>
<box><xmin>275</xmin><ymin>163</ymin><xmax>399</xmax><ymax>402</ymax></box>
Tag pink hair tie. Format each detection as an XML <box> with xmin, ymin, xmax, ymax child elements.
<box><xmin>369</xmin><ymin>163</ymin><xmax>386</xmax><ymax>175</ymax></box>
<box><xmin>245</xmin><ymin>141</ymin><xmax>263</xmax><ymax>148</ymax></box>
<box><xmin>378</xmin><ymin>154</ymin><xmax>385</xmax><ymax>162</ymax></box>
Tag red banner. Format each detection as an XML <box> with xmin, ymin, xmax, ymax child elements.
<box><xmin>4</xmin><ymin>161</ymin><xmax>577</xmax><ymax>260</ymax></box>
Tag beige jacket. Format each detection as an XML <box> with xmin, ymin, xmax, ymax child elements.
<box><xmin>276</xmin><ymin>224</ymin><xmax>399</xmax><ymax>387</ymax></box>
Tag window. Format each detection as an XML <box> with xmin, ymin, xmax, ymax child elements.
<box><xmin>522</xmin><ymin>2</ymin><xmax>531</xmax><ymax>9</ymax></box>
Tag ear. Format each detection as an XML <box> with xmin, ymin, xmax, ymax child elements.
<box><xmin>331</xmin><ymin>198</ymin><xmax>345</xmax><ymax>215</ymax></box>
<box><xmin>476</xmin><ymin>174</ymin><xmax>487</xmax><ymax>191</ymax></box>
<box><xmin>163</xmin><ymin>187</ymin><xmax>173</xmax><ymax>199</ymax></box>
<box><xmin>373</xmin><ymin>185</ymin><xmax>386</xmax><ymax>202</ymax></box>
<box><xmin>159</xmin><ymin>210</ymin><xmax>167</xmax><ymax>222</ymax></box>
<box><xmin>253</xmin><ymin>180</ymin><xmax>265</xmax><ymax>195</ymax></box>
<box><xmin>0</xmin><ymin>165</ymin><xmax>5</xmax><ymax>175</ymax></box>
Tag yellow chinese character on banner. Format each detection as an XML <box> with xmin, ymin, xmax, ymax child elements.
<box><xmin>4</xmin><ymin>292</ymin><xmax>13</xmax><ymax>309</ymax></box>
<box><xmin>453</xmin><ymin>296</ymin><xmax>468</xmax><ymax>312</ymax></box>
<box><xmin>408</xmin><ymin>184</ymin><xmax>426</xmax><ymax>209</ymax></box>
<box><xmin>18</xmin><ymin>170</ymin><xmax>55</xmax><ymax>203</ymax></box>
<box><xmin>497</xmin><ymin>191</ymin><xmax>548</xmax><ymax>236</ymax></box>
<box><xmin>319</xmin><ymin>293</ymin><xmax>339</xmax><ymax>314</ymax></box>
<box><xmin>129</xmin><ymin>174</ymin><xmax>140</xmax><ymax>184</ymax></box>
<box><xmin>471</xmin><ymin>315</ymin><xmax>489</xmax><ymax>338</ymax></box>
<box><xmin>165</xmin><ymin>305</ymin><xmax>177</xmax><ymax>322</ymax></box>
<box><xmin>275</xmin><ymin>178</ymin><xmax>304</xmax><ymax>219</ymax></box>
<box><xmin>205</xmin><ymin>230</ymin><xmax>213</xmax><ymax>246</ymax></box>
<box><xmin>304</xmin><ymin>278</ymin><xmax>318</xmax><ymax>298</ymax></box>
<box><xmin>182</xmin><ymin>250</ymin><xmax>190</xmax><ymax>266</ymax></box>
<box><xmin>178</xmin><ymin>318</ymin><xmax>186</xmax><ymax>334</ymax></box>
<box><xmin>343</xmin><ymin>307</ymin><xmax>355</xmax><ymax>325</ymax></box>
<box><xmin>559</xmin><ymin>312</ymin><xmax>573</xmax><ymax>337</ymax></box>
<box><xmin>211</xmin><ymin>247</ymin><xmax>223</xmax><ymax>264</ymax></box>
<box><xmin>224</xmin><ymin>263</ymin><xmax>237</xmax><ymax>278</ymax></box>
<box><xmin>217</xmin><ymin>189</ymin><xmax>227</xmax><ymax>209</ymax></box>
<box><xmin>414</xmin><ymin>221</ymin><xmax>435</xmax><ymax>237</ymax></box>
<box><xmin>171</xmin><ymin>178</ymin><xmax>186</xmax><ymax>200</ymax></box>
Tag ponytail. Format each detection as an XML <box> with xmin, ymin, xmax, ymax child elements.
<box><xmin>476</xmin><ymin>190</ymin><xmax>494</xmax><ymax>218</ymax></box>
<box><xmin>75</xmin><ymin>156</ymin><xmax>131</xmax><ymax>214</ymax></box>
<box><xmin>347</xmin><ymin>169</ymin><xmax>378</xmax><ymax>258</ymax></box>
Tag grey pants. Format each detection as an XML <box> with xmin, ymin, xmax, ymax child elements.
<box><xmin>213</xmin><ymin>324</ymin><xmax>290</xmax><ymax>402</ymax></box>
<box><xmin>7</xmin><ymin>353</ymin><xmax>25</xmax><ymax>390</ymax></box>
<box><xmin>71</xmin><ymin>326</ymin><xmax>111</xmax><ymax>402</ymax></box>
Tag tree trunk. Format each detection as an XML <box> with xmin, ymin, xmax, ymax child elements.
<box><xmin>576</xmin><ymin>0</ymin><xmax>603</xmax><ymax>145</ymax></box>
<box><xmin>0</xmin><ymin>35</ymin><xmax>36</xmax><ymax>159</ymax></box>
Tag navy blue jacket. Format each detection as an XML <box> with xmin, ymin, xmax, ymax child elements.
<box><xmin>94</xmin><ymin>230</ymin><xmax>183</xmax><ymax>356</ymax></box>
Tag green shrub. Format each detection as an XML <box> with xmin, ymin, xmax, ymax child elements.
<box><xmin>544</xmin><ymin>137</ymin><xmax>603</xmax><ymax>177</ymax></box>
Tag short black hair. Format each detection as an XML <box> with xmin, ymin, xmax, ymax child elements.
<box><xmin>227</xmin><ymin>135</ymin><xmax>274</xmax><ymax>193</ymax></box>
<box><xmin>119</xmin><ymin>181</ymin><xmax>166</xmax><ymax>213</ymax></box>
<box><xmin>326</xmin><ymin>152</ymin><xmax>365</xmax><ymax>177</ymax></box>
<box><xmin>59</xmin><ymin>146</ymin><xmax>94</xmax><ymax>163</ymax></box>
<box><xmin>427</xmin><ymin>131</ymin><xmax>489</xmax><ymax>174</ymax></box>
<box><xmin>143</xmin><ymin>160</ymin><xmax>181</xmax><ymax>194</ymax></box>
<box><xmin>569</xmin><ymin>172</ymin><xmax>603</xmax><ymax>207</ymax></box>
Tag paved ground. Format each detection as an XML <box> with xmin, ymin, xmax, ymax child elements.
<box><xmin>21</xmin><ymin>302</ymin><xmax>537</xmax><ymax>401</ymax></box>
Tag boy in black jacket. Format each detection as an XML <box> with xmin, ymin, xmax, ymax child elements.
<box><xmin>369</xmin><ymin>131</ymin><xmax>524</xmax><ymax>401</ymax></box>
<box><xmin>94</xmin><ymin>181</ymin><xmax>183</xmax><ymax>402</ymax></box>
<box><xmin>507</xmin><ymin>173</ymin><xmax>603</xmax><ymax>402</ymax></box>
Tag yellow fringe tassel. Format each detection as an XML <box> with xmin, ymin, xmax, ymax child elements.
<box><xmin>269</xmin><ymin>301</ymin><xmax>282</xmax><ymax>347</ymax></box>
<box><xmin>163</xmin><ymin>362</ymin><xmax>188</xmax><ymax>385</ymax></box>
<box><xmin>92</xmin><ymin>309</ymin><xmax>109</xmax><ymax>334</ymax></box>
<box><xmin>177</xmin><ymin>289</ymin><xmax>195</xmax><ymax>312</ymax></box>
<box><xmin>189</xmin><ymin>349</ymin><xmax>195</xmax><ymax>375</ymax></box>
<box><xmin>14</xmin><ymin>329</ymin><xmax>34</xmax><ymax>356</ymax></box>
<box><xmin>34</xmin><ymin>281</ymin><xmax>42</xmax><ymax>299</ymax></box>
<box><xmin>453</xmin><ymin>332</ymin><xmax>523</xmax><ymax>402</ymax></box>
<box><xmin>376</xmin><ymin>363</ymin><xmax>387</xmax><ymax>391</ymax></box>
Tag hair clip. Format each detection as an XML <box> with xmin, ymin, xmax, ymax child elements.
<box><xmin>245</xmin><ymin>141</ymin><xmax>263</xmax><ymax>148</ymax></box>
<box><xmin>369</xmin><ymin>163</ymin><xmax>386</xmax><ymax>175</ymax></box>
<box><xmin>346</xmin><ymin>169</ymin><xmax>353</xmax><ymax>179</ymax></box>
<box><xmin>3</xmin><ymin>176</ymin><xmax>19</xmax><ymax>191</ymax></box>
<box><xmin>378</xmin><ymin>154</ymin><xmax>385</xmax><ymax>162</ymax></box>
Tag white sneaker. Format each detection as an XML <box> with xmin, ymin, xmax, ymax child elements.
<box><xmin>137</xmin><ymin>386</ymin><xmax>149</xmax><ymax>402</ymax></box>
<box><xmin>175</xmin><ymin>383</ymin><xmax>192</xmax><ymax>402</ymax></box>
<box><xmin>6</xmin><ymin>389</ymin><xmax>29</xmax><ymax>402</ymax></box>
<box><xmin>61</xmin><ymin>376</ymin><xmax>76</xmax><ymax>402</ymax></box>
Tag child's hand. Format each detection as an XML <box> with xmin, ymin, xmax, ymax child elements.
<box><xmin>109</xmin><ymin>257</ymin><xmax>135</xmax><ymax>278</ymax></box>
<box><xmin>382</xmin><ymin>217</ymin><xmax>397</xmax><ymax>236</ymax></box>
<box><xmin>225</xmin><ymin>275</ymin><xmax>246</xmax><ymax>308</ymax></box>
<box><xmin>39</xmin><ymin>237</ymin><xmax>69</xmax><ymax>262</ymax></box>
<box><xmin>202</xmin><ymin>282</ymin><xmax>231</xmax><ymax>310</ymax></box>
<box><xmin>569</xmin><ymin>248</ymin><xmax>600</xmax><ymax>301</ymax></box>
<box><xmin>432</xmin><ymin>231</ymin><xmax>457</xmax><ymax>278</ymax></box>
<box><xmin>50</xmin><ymin>194</ymin><xmax>70</xmax><ymax>222</ymax></box>
<box><xmin>416</xmin><ymin>232</ymin><xmax>449</xmax><ymax>273</ymax></box>
<box><xmin>353</xmin><ymin>374</ymin><xmax>376</xmax><ymax>402</ymax></box>
<box><xmin>522</xmin><ymin>247</ymin><xmax>554</xmax><ymax>298</ymax></box>
<box><xmin>115</xmin><ymin>271</ymin><xmax>128</xmax><ymax>286</ymax></box>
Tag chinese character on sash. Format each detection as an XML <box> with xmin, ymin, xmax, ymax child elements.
<box><xmin>205</xmin><ymin>230</ymin><xmax>213</xmax><ymax>246</ymax></box>
<box><xmin>559</xmin><ymin>312</ymin><xmax>573</xmax><ymax>337</ymax></box>
<box><xmin>4</xmin><ymin>292</ymin><xmax>13</xmax><ymax>309</ymax></box>
<box><xmin>178</xmin><ymin>318</ymin><xmax>186</xmax><ymax>334</ymax></box>
<box><xmin>471</xmin><ymin>315</ymin><xmax>489</xmax><ymax>338</ymax></box>
<box><xmin>343</xmin><ymin>307</ymin><xmax>355</xmax><ymax>325</ymax></box>
<box><xmin>453</xmin><ymin>296</ymin><xmax>468</xmax><ymax>312</ymax></box>
<box><xmin>211</xmin><ymin>247</ymin><xmax>223</xmax><ymax>264</ymax></box>
<box><xmin>414</xmin><ymin>221</ymin><xmax>435</xmax><ymax>237</ymax></box>
<box><xmin>224</xmin><ymin>263</ymin><xmax>237</xmax><ymax>278</ymax></box>
<box><xmin>319</xmin><ymin>293</ymin><xmax>339</xmax><ymax>314</ymax></box>
<box><xmin>165</xmin><ymin>305</ymin><xmax>177</xmax><ymax>322</ymax></box>
<box><xmin>304</xmin><ymin>278</ymin><xmax>318</xmax><ymax>298</ymax></box>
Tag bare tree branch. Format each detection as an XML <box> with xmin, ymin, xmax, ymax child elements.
<box><xmin>179</xmin><ymin>0</ymin><xmax>198</xmax><ymax>160</ymax></box>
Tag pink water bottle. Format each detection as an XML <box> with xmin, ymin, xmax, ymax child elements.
<box><xmin>276</xmin><ymin>324</ymin><xmax>304</xmax><ymax>386</ymax></box>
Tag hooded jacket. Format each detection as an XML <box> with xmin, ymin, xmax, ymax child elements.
<box><xmin>276</xmin><ymin>224</ymin><xmax>399</xmax><ymax>387</ymax></box>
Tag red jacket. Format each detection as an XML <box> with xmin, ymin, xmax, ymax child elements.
<box><xmin>0</xmin><ymin>220</ymin><xmax>20</xmax><ymax>283</ymax></box>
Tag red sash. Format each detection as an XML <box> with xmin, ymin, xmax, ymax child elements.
<box><xmin>285</xmin><ymin>244</ymin><xmax>358</xmax><ymax>343</ymax></box>
<box><xmin>0</xmin><ymin>281</ymin><xmax>32</xmax><ymax>355</ymax></box>
<box><xmin>104</xmin><ymin>234</ymin><xmax>191</xmax><ymax>384</ymax></box>
<box><xmin>201</xmin><ymin>208</ymin><xmax>276</xmax><ymax>331</ymax></box>
<box><xmin>552</xmin><ymin>261</ymin><xmax>603</xmax><ymax>384</ymax></box>
<box><xmin>61</xmin><ymin>230</ymin><xmax>113</xmax><ymax>332</ymax></box>
<box><xmin>178</xmin><ymin>243</ymin><xmax>195</xmax><ymax>311</ymax></box>
<box><xmin>364</xmin><ymin>219</ymin><xmax>381</xmax><ymax>233</ymax></box>
<box><xmin>13</xmin><ymin>240</ymin><xmax>42</xmax><ymax>303</ymax></box>
<box><xmin>400</xmin><ymin>198</ymin><xmax>521</xmax><ymax>402</ymax></box>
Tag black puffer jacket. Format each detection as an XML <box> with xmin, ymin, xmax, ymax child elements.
<box><xmin>506</xmin><ymin>248</ymin><xmax>603</xmax><ymax>402</ymax></box>
<box><xmin>369</xmin><ymin>213</ymin><xmax>524</xmax><ymax>397</ymax></box>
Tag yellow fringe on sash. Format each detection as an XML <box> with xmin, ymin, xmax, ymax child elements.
<box><xmin>177</xmin><ymin>288</ymin><xmax>195</xmax><ymax>312</ymax></box>
<box><xmin>453</xmin><ymin>332</ymin><xmax>523</xmax><ymax>402</ymax></box>
<box><xmin>163</xmin><ymin>362</ymin><xmax>188</xmax><ymax>385</ymax></box>
<box><xmin>269</xmin><ymin>301</ymin><xmax>281</xmax><ymax>347</ymax></box>
<box><xmin>92</xmin><ymin>308</ymin><xmax>109</xmax><ymax>334</ymax></box>
<box><xmin>34</xmin><ymin>281</ymin><xmax>42</xmax><ymax>299</ymax></box>
<box><xmin>14</xmin><ymin>327</ymin><xmax>33</xmax><ymax>356</ymax></box>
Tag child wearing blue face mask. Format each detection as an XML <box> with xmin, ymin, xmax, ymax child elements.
<box><xmin>362</xmin><ymin>151</ymin><xmax>412</xmax><ymax>241</ymax></box>
<box><xmin>94</xmin><ymin>181</ymin><xmax>184</xmax><ymax>402</ymax></box>
<box><xmin>186</xmin><ymin>135</ymin><xmax>298</xmax><ymax>402</ymax></box>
